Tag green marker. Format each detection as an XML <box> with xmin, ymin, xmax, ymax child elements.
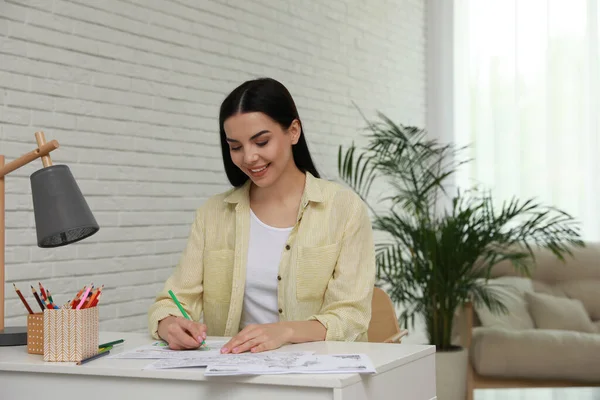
<box><xmin>168</xmin><ymin>289</ymin><xmax>205</xmax><ymax>346</ymax></box>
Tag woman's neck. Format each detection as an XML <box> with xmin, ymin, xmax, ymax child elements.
<box><xmin>250</xmin><ymin>162</ymin><xmax>306</xmax><ymax>207</ymax></box>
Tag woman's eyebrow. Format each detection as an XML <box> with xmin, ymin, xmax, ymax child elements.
<box><xmin>226</xmin><ymin>130</ymin><xmax>270</xmax><ymax>143</ymax></box>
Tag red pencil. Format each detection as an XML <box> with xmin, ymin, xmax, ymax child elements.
<box><xmin>38</xmin><ymin>282</ymin><xmax>47</xmax><ymax>300</ymax></box>
<box><xmin>13</xmin><ymin>283</ymin><xmax>34</xmax><ymax>314</ymax></box>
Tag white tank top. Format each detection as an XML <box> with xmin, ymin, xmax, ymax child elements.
<box><xmin>239</xmin><ymin>209</ymin><xmax>293</xmax><ymax>330</ymax></box>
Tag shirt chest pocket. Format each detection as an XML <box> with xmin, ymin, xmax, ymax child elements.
<box><xmin>296</xmin><ymin>242</ymin><xmax>341</xmax><ymax>301</ymax></box>
<box><xmin>203</xmin><ymin>249</ymin><xmax>234</xmax><ymax>303</ymax></box>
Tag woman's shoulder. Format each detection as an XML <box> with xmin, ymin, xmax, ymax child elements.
<box><xmin>309</xmin><ymin>177</ymin><xmax>371</xmax><ymax>236</ymax></box>
<box><xmin>312</xmin><ymin>176</ymin><xmax>367</xmax><ymax>212</ymax></box>
<box><xmin>194</xmin><ymin>185</ymin><xmax>242</xmax><ymax>216</ymax></box>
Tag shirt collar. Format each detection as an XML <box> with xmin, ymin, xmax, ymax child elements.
<box><xmin>223</xmin><ymin>171</ymin><xmax>324</xmax><ymax>206</ymax></box>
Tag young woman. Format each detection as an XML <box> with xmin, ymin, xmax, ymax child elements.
<box><xmin>148</xmin><ymin>77</ymin><xmax>375</xmax><ymax>354</ymax></box>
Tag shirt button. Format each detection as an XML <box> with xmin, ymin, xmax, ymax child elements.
<box><xmin>278</xmin><ymin>308</ymin><xmax>283</xmax><ymax>314</ymax></box>
<box><xmin>285</xmin><ymin>244</ymin><xmax>290</xmax><ymax>250</ymax></box>
<box><xmin>277</xmin><ymin>275</ymin><xmax>282</xmax><ymax>281</ymax></box>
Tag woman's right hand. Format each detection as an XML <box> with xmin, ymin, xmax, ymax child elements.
<box><xmin>157</xmin><ymin>316</ymin><xmax>207</xmax><ymax>350</ymax></box>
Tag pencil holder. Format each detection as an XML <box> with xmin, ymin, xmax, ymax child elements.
<box><xmin>43</xmin><ymin>307</ymin><xmax>99</xmax><ymax>362</ymax></box>
<box><xmin>27</xmin><ymin>313</ymin><xmax>44</xmax><ymax>355</ymax></box>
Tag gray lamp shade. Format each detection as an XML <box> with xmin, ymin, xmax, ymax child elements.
<box><xmin>30</xmin><ymin>165</ymin><xmax>99</xmax><ymax>248</ymax></box>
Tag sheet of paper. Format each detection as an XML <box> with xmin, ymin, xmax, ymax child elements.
<box><xmin>204</xmin><ymin>353</ymin><xmax>376</xmax><ymax>376</ymax></box>
<box><xmin>143</xmin><ymin>351</ymin><xmax>315</xmax><ymax>370</ymax></box>
<box><xmin>109</xmin><ymin>340</ymin><xmax>227</xmax><ymax>359</ymax></box>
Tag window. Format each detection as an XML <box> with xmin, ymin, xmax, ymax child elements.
<box><xmin>453</xmin><ymin>0</ymin><xmax>600</xmax><ymax>241</ymax></box>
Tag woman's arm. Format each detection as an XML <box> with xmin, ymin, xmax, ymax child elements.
<box><xmin>220</xmin><ymin>320</ymin><xmax>326</xmax><ymax>354</ymax></box>
<box><xmin>284</xmin><ymin>320</ymin><xmax>327</xmax><ymax>343</ymax></box>
<box><xmin>307</xmin><ymin>194</ymin><xmax>376</xmax><ymax>341</ymax></box>
<box><xmin>147</xmin><ymin>208</ymin><xmax>206</xmax><ymax>340</ymax></box>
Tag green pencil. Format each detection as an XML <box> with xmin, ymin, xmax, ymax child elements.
<box><xmin>98</xmin><ymin>339</ymin><xmax>124</xmax><ymax>349</ymax></box>
<box><xmin>168</xmin><ymin>289</ymin><xmax>205</xmax><ymax>346</ymax></box>
<box><xmin>168</xmin><ymin>289</ymin><xmax>190</xmax><ymax>320</ymax></box>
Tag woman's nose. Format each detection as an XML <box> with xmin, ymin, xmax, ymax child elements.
<box><xmin>244</xmin><ymin>150</ymin><xmax>259</xmax><ymax>164</ymax></box>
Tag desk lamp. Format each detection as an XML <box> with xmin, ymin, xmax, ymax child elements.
<box><xmin>0</xmin><ymin>132</ymin><xmax>99</xmax><ymax>346</ymax></box>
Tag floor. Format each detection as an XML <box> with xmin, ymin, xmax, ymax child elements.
<box><xmin>474</xmin><ymin>388</ymin><xmax>600</xmax><ymax>400</ymax></box>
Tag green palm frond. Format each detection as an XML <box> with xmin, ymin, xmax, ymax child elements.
<box><xmin>338</xmin><ymin>112</ymin><xmax>584</xmax><ymax>350</ymax></box>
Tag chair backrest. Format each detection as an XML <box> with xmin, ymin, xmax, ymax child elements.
<box><xmin>368</xmin><ymin>287</ymin><xmax>401</xmax><ymax>343</ymax></box>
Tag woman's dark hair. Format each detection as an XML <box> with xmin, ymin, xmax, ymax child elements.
<box><xmin>219</xmin><ymin>77</ymin><xmax>320</xmax><ymax>187</ymax></box>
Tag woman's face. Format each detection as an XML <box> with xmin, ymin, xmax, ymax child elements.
<box><xmin>224</xmin><ymin>112</ymin><xmax>300</xmax><ymax>188</ymax></box>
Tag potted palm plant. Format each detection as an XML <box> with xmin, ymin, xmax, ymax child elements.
<box><xmin>338</xmin><ymin>112</ymin><xmax>584</xmax><ymax>400</ymax></box>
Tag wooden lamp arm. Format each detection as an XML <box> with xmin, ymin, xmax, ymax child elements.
<box><xmin>0</xmin><ymin>138</ymin><xmax>58</xmax><ymax>178</ymax></box>
<box><xmin>0</xmin><ymin>132</ymin><xmax>59</xmax><ymax>332</ymax></box>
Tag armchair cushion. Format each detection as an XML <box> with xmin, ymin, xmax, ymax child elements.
<box><xmin>526</xmin><ymin>291</ymin><xmax>598</xmax><ymax>333</ymax></box>
<box><xmin>474</xmin><ymin>277</ymin><xmax>535</xmax><ymax>330</ymax></box>
<box><xmin>471</xmin><ymin>327</ymin><xmax>600</xmax><ymax>382</ymax></box>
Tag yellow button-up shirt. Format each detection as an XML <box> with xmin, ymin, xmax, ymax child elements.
<box><xmin>147</xmin><ymin>172</ymin><xmax>376</xmax><ymax>342</ymax></box>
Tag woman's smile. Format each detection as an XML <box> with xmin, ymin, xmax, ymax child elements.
<box><xmin>248</xmin><ymin>163</ymin><xmax>271</xmax><ymax>178</ymax></box>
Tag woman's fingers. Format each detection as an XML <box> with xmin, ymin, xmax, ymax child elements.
<box><xmin>221</xmin><ymin>325</ymin><xmax>260</xmax><ymax>353</ymax></box>
<box><xmin>181</xmin><ymin>319</ymin><xmax>207</xmax><ymax>344</ymax></box>
<box><xmin>168</xmin><ymin>319</ymin><xmax>203</xmax><ymax>349</ymax></box>
<box><xmin>231</xmin><ymin>335</ymin><xmax>265</xmax><ymax>354</ymax></box>
<box><xmin>251</xmin><ymin>340</ymin><xmax>277</xmax><ymax>353</ymax></box>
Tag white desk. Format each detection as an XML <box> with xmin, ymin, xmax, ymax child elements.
<box><xmin>0</xmin><ymin>331</ymin><xmax>436</xmax><ymax>400</ymax></box>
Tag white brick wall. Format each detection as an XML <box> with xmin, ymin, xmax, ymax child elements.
<box><xmin>1</xmin><ymin>0</ymin><xmax>426</xmax><ymax>332</ymax></box>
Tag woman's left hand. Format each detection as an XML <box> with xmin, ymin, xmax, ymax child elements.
<box><xmin>221</xmin><ymin>323</ymin><xmax>294</xmax><ymax>354</ymax></box>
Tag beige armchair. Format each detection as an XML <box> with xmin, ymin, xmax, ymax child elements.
<box><xmin>453</xmin><ymin>243</ymin><xmax>600</xmax><ymax>400</ymax></box>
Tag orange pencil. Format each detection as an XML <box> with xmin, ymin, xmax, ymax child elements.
<box><xmin>80</xmin><ymin>291</ymin><xmax>93</xmax><ymax>309</ymax></box>
<box><xmin>13</xmin><ymin>283</ymin><xmax>34</xmax><ymax>314</ymax></box>
<box><xmin>82</xmin><ymin>289</ymin><xmax>96</xmax><ymax>309</ymax></box>
<box><xmin>71</xmin><ymin>284</ymin><xmax>90</xmax><ymax>309</ymax></box>
<box><xmin>90</xmin><ymin>289</ymin><xmax>103</xmax><ymax>307</ymax></box>
<box><xmin>85</xmin><ymin>285</ymin><xmax>103</xmax><ymax>308</ymax></box>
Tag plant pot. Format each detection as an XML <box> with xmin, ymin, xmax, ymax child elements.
<box><xmin>435</xmin><ymin>345</ymin><xmax>468</xmax><ymax>400</ymax></box>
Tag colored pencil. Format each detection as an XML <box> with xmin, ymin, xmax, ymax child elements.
<box><xmin>75</xmin><ymin>285</ymin><xmax>92</xmax><ymax>310</ymax></box>
<box><xmin>84</xmin><ymin>285</ymin><xmax>103</xmax><ymax>309</ymax></box>
<box><xmin>76</xmin><ymin>349</ymin><xmax>110</xmax><ymax>365</ymax></box>
<box><xmin>90</xmin><ymin>290</ymin><xmax>102</xmax><ymax>307</ymax></box>
<box><xmin>71</xmin><ymin>284</ymin><xmax>89</xmax><ymax>309</ymax></box>
<box><xmin>99</xmin><ymin>339</ymin><xmax>124</xmax><ymax>349</ymax></box>
<box><xmin>168</xmin><ymin>290</ymin><xmax>190</xmax><ymax>320</ymax></box>
<box><xmin>46</xmin><ymin>289</ymin><xmax>54</xmax><ymax>304</ymax></box>
<box><xmin>46</xmin><ymin>296</ymin><xmax>58</xmax><ymax>309</ymax></box>
<box><xmin>13</xmin><ymin>284</ymin><xmax>34</xmax><ymax>314</ymax></box>
<box><xmin>80</xmin><ymin>290</ymin><xmax>92</xmax><ymax>309</ymax></box>
<box><xmin>43</xmin><ymin>297</ymin><xmax>56</xmax><ymax>309</ymax></box>
<box><xmin>30</xmin><ymin>285</ymin><xmax>46</xmax><ymax>311</ymax></box>
<box><xmin>168</xmin><ymin>289</ymin><xmax>205</xmax><ymax>346</ymax></box>
<box><xmin>38</xmin><ymin>282</ymin><xmax>47</xmax><ymax>300</ymax></box>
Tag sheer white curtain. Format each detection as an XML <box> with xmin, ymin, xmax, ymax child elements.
<box><xmin>453</xmin><ymin>0</ymin><xmax>600</xmax><ymax>241</ymax></box>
